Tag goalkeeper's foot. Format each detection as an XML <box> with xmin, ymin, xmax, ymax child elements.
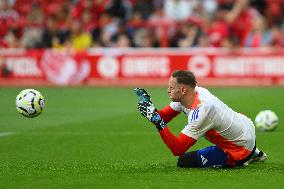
<box><xmin>248</xmin><ymin>151</ymin><xmax>267</xmax><ymax>163</ymax></box>
<box><xmin>244</xmin><ymin>150</ymin><xmax>267</xmax><ymax>166</ymax></box>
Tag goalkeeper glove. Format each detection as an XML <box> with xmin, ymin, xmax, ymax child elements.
<box><xmin>134</xmin><ymin>87</ymin><xmax>152</xmax><ymax>103</ymax></box>
<box><xmin>134</xmin><ymin>89</ymin><xmax>167</xmax><ymax>130</ymax></box>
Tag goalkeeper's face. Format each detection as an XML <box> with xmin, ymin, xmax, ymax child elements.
<box><xmin>168</xmin><ymin>76</ymin><xmax>185</xmax><ymax>102</ymax></box>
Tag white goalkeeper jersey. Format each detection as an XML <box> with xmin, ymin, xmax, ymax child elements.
<box><xmin>170</xmin><ymin>86</ymin><xmax>256</xmax><ymax>161</ymax></box>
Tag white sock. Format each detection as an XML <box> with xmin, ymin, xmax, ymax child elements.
<box><xmin>254</xmin><ymin>148</ymin><xmax>260</xmax><ymax>157</ymax></box>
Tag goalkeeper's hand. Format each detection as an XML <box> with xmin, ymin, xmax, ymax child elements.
<box><xmin>134</xmin><ymin>87</ymin><xmax>152</xmax><ymax>103</ymax></box>
<box><xmin>134</xmin><ymin>88</ymin><xmax>166</xmax><ymax>130</ymax></box>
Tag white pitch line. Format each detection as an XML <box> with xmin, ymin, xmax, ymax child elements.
<box><xmin>0</xmin><ymin>132</ymin><xmax>15</xmax><ymax>137</ymax></box>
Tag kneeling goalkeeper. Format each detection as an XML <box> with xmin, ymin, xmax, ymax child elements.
<box><xmin>134</xmin><ymin>70</ymin><xmax>267</xmax><ymax>168</ymax></box>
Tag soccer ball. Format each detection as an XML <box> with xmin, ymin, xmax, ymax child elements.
<box><xmin>254</xmin><ymin>110</ymin><xmax>279</xmax><ymax>131</ymax></box>
<box><xmin>16</xmin><ymin>89</ymin><xmax>45</xmax><ymax>118</ymax></box>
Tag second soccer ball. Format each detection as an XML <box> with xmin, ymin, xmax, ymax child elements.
<box><xmin>254</xmin><ymin>110</ymin><xmax>279</xmax><ymax>131</ymax></box>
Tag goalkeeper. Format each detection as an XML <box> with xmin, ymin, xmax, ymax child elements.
<box><xmin>134</xmin><ymin>70</ymin><xmax>267</xmax><ymax>168</ymax></box>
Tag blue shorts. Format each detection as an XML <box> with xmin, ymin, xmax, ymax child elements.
<box><xmin>197</xmin><ymin>146</ymin><xmax>229</xmax><ymax>168</ymax></box>
<box><xmin>196</xmin><ymin>145</ymin><xmax>256</xmax><ymax>168</ymax></box>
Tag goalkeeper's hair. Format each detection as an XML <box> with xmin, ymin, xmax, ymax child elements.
<box><xmin>171</xmin><ymin>70</ymin><xmax>197</xmax><ymax>88</ymax></box>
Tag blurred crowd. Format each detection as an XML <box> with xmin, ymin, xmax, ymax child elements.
<box><xmin>0</xmin><ymin>0</ymin><xmax>284</xmax><ymax>50</ymax></box>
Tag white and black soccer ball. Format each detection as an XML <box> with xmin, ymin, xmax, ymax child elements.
<box><xmin>254</xmin><ymin>110</ymin><xmax>279</xmax><ymax>131</ymax></box>
<box><xmin>16</xmin><ymin>89</ymin><xmax>45</xmax><ymax>118</ymax></box>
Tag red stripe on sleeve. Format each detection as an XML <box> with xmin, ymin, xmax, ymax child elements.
<box><xmin>158</xmin><ymin>105</ymin><xmax>180</xmax><ymax>123</ymax></box>
<box><xmin>159</xmin><ymin>127</ymin><xmax>196</xmax><ymax>156</ymax></box>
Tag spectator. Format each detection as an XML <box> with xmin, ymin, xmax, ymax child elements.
<box><xmin>171</xmin><ymin>22</ymin><xmax>201</xmax><ymax>47</ymax></box>
<box><xmin>1</xmin><ymin>28</ymin><xmax>20</xmax><ymax>48</ymax></box>
<box><xmin>244</xmin><ymin>14</ymin><xmax>266</xmax><ymax>47</ymax></box>
<box><xmin>164</xmin><ymin>0</ymin><xmax>196</xmax><ymax>21</ymax></box>
<box><xmin>69</xmin><ymin>20</ymin><xmax>92</xmax><ymax>51</ymax></box>
<box><xmin>202</xmin><ymin>0</ymin><xmax>218</xmax><ymax>16</ymax></box>
<box><xmin>97</xmin><ymin>29</ymin><xmax>113</xmax><ymax>47</ymax></box>
<box><xmin>81</xmin><ymin>10</ymin><xmax>97</xmax><ymax>32</ymax></box>
<box><xmin>221</xmin><ymin>35</ymin><xmax>241</xmax><ymax>49</ymax></box>
<box><xmin>133</xmin><ymin>0</ymin><xmax>154</xmax><ymax>20</ymax></box>
<box><xmin>115</xmin><ymin>34</ymin><xmax>131</xmax><ymax>47</ymax></box>
<box><xmin>197</xmin><ymin>33</ymin><xmax>211</xmax><ymax>47</ymax></box>
<box><xmin>41</xmin><ymin>16</ymin><xmax>60</xmax><ymax>48</ymax></box>
<box><xmin>54</xmin><ymin>2</ymin><xmax>73</xmax><ymax>47</ymax></box>
<box><xmin>264</xmin><ymin>25</ymin><xmax>284</xmax><ymax>48</ymax></box>
<box><xmin>72</xmin><ymin>0</ymin><xmax>105</xmax><ymax>21</ymax></box>
<box><xmin>202</xmin><ymin>9</ymin><xmax>229</xmax><ymax>47</ymax></box>
<box><xmin>220</xmin><ymin>0</ymin><xmax>260</xmax><ymax>46</ymax></box>
<box><xmin>105</xmin><ymin>0</ymin><xmax>133</xmax><ymax>21</ymax></box>
<box><xmin>133</xmin><ymin>28</ymin><xmax>159</xmax><ymax>47</ymax></box>
<box><xmin>111</xmin><ymin>20</ymin><xmax>132</xmax><ymax>45</ymax></box>
<box><xmin>148</xmin><ymin>7</ymin><xmax>175</xmax><ymax>47</ymax></box>
<box><xmin>0</xmin><ymin>0</ymin><xmax>283</xmax><ymax>49</ymax></box>
<box><xmin>0</xmin><ymin>0</ymin><xmax>19</xmax><ymax>37</ymax></box>
<box><xmin>21</xmin><ymin>3</ymin><xmax>44</xmax><ymax>48</ymax></box>
<box><xmin>126</xmin><ymin>10</ymin><xmax>146</xmax><ymax>36</ymax></box>
<box><xmin>263</xmin><ymin>0</ymin><xmax>284</xmax><ymax>27</ymax></box>
<box><xmin>95</xmin><ymin>12</ymin><xmax>121</xmax><ymax>46</ymax></box>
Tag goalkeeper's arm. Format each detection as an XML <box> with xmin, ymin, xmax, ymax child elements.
<box><xmin>158</xmin><ymin>105</ymin><xmax>180</xmax><ymax>123</ymax></box>
<box><xmin>159</xmin><ymin>127</ymin><xmax>196</xmax><ymax>156</ymax></box>
<box><xmin>137</xmin><ymin>101</ymin><xmax>196</xmax><ymax>156</ymax></box>
<box><xmin>134</xmin><ymin>88</ymin><xmax>196</xmax><ymax>156</ymax></box>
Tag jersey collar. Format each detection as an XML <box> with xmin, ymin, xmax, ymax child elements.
<box><xmin>190</xmin><ymin>92</ymin><xmax>200</xmax><ymax>110</ymax></box>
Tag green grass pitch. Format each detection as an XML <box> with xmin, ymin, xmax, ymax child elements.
<box><xmin>0</xmin><ymin>87</ymin><xmax>283</xmax><ymax>189</ymax></box>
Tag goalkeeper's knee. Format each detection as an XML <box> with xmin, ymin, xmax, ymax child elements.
<box><xmin>177</xmin><ymin>151</ymin><xmax>199</xmax><ymax>168</ymax></box>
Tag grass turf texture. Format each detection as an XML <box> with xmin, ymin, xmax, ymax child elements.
<box><xmin>0</xmin><ymin>87</ymin><xmax>283</xmax><ymax>189</ymax></box>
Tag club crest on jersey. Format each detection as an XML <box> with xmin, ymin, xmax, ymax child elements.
<box><xmin>190</xmin><ymin>108</ymin><xmax>200</xmax><ymax>122</ymax></box>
